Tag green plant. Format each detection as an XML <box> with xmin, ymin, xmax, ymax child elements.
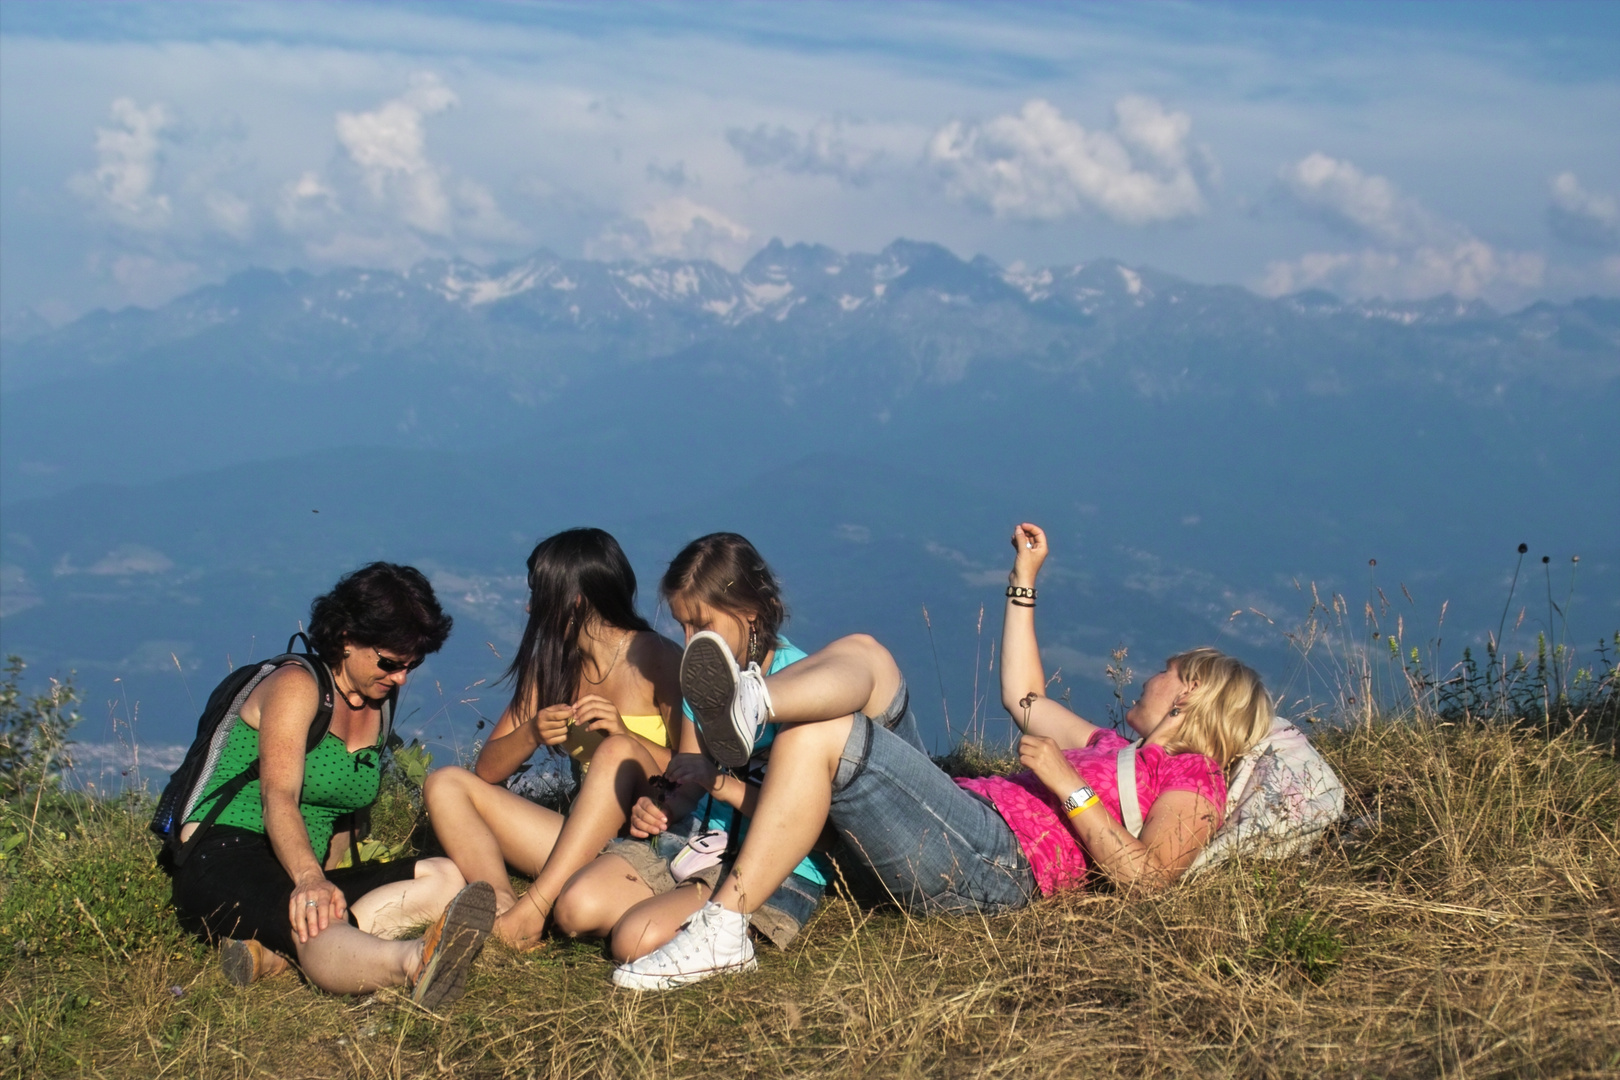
<box><xmin>0</xmin><ymin>657</ymin><xmax>80</xmax><ymax>804</ymax></box>
<box><xmin>0</xmin><ymin>799</ymin><xmax>185</xmax><ymax>960</ymax></box>
<box><xmin>1254</xmin><ymin>911</ymin><xmax>1345</xmax><ymax>982</ymax></box>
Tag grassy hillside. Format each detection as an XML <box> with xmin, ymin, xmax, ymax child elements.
<box><xmin>1</xmin><ymin>666</ymin><xmax>1616</xmax><ymax>1078</ymax></box>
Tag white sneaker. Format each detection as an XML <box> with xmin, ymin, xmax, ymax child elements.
<box><xmin>611</xmin><ymin>901</ymin><xmax>756</xmax><ymax>991</ymax></box>
<box><xmin>681</xmin><ymin>631</ymin><xmax>774</xmax><ymax>768</ymax></box>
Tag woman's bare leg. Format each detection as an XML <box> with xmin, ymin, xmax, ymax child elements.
<box><xmin>350</xmin><ymin>857</ymin><xmax>465</xmax><ymax>939</ymax></box>
<box><xmin>763</xmin><ymin>634</ymin><xmax>901</xmax><ymax>726</ymax></box>
<box><xmin>423</xmin><ymin>765</ymin><xmax>565</xmax><ymax>919</ymax></box>
<box><xmin>496</xmin><ymin>734</ymin><xmax>660</xmax><ymax>947</ymax></box>
<box><xmin>609</xmin><ymin>885</ymin><xmax>711</xmax><ymax>962</ymax></box>
<box><xmin>709</xmin><ymin>716</ymin><xmax>850</xmax><ymax>915</ymax></box>
<box><xmin>292</xmin><ymin>858</ymin><xmax>468</xmax><ymax>993</ymax></box>
<box><xmin>551</xmin><ymin>853</ymin><xmax>658</xmax><ymax>939</ymax></box>
<box><xmin>294</xmin><ymin>922</ymin><xmax>422</xmax><ymax>994</ymax></box>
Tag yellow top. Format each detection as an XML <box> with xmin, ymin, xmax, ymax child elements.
<box><xmin>564</xmin><ymin>714</ymin><xmax>669</xmax><ymax>771</ymax></box>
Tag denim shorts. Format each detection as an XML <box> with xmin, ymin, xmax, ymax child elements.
<box><xmin>605</xmin><ymin>820</ymin><xmax>824</xmax><ymax>949</ymax></box>
<box><xmin>829</xmin><ymin>712</ymin><xmax>1036</xmax><ymax>915</ymax></box>
<box><xmin>866</xmin><ymin>678</ymin><xmax>930</xmax><ymax>755</ymax></box>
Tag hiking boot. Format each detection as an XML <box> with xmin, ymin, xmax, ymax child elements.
<box><xmin>411</xmin><ymin>881</ymin><xmax>496</xmax><ymax>1010</ymax></box>
<box><xmin>220</xmin><ymin>938</ymin><xmax>291</xmax><ymax>986</ymax></box>
<box><xmin>610</xmin><ymin>901</ymin><xmax>755</xmax><ymax>991</ymax></box>
<box><xmin>681</xmin><ymin>631</ymin><xmax>773</xmax><ymax>769</ymax></box>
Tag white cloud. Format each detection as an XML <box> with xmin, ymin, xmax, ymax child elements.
<box><xmin>926</xmin><ymin>97</ymin><xmax>1210</xmax><ymax>224</ymax></box>
<box><xmin>276</xmin><ymin>170</ymin><xmax>340</xmax><ymax>231</ymax></box>
<box><xmin>203</xmin><ymin>189</ymin><xmax>253</xmax><ymax>239</ymax></box>
<box><xmin>1266</xmin><ymin>153</ymin><xmax>1545</xmax><ymax>300</ymax></box>
<box><xmin>334</xmin><ymin>73</ymin><xmax>458</xmax><ymax>235</ymax></box>
<box><xmin>83</xmin><ymin>253</ymin><xmax>200</xmax><ymax>308</ymax></box>
<box><xmin>69</xmin><ymin>98</ymin><xmax>174</xmax><ymax>229</ymax></box>
<box><xmin>727</xmin><ymin>118</ymin><xmax>880</xmax><ymax>185</ymax></box>
<box><xmin>1548</xmin><ymin>172</ymin><xmax>1619</xmax><ymax>248</ymax></box>
<box><xmin>271</xmin><ymin>74</ymin><xmax>523</xmax><ymax>264</ymax></box>
<box><xmin>1260</xmin><ymin>243</ymin><xmax>1544</xmax><ymax>302</ymax></box>
<box><xmin>586</xmin><ymin>197</ymin><xmax>754</xmax><ymax>268</ymax></box>
<box><xmin>1278</xmin><ymin>152</ymin><xmax>1442</xmax><ymax>247</ymax></box>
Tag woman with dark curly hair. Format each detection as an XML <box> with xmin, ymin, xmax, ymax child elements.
<box><xmin>171</xmin><ymin>563</ymin><xmax>495</xmax><ymax>1007</ymax></box>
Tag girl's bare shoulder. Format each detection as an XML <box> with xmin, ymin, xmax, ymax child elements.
<box><xmin>628</xmin><ymin>630</ymin><xmax>682</xmax><ymax>691</ymax></box>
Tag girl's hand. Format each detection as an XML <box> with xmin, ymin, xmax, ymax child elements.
<box><xmin>572</xmin><ymin>695</ymin><xmax>629</xmax><ymax>739</ymax></box>
<box><xmin>1009</xmin><ymin>523</ymin><xmax>1049</xmax><ymax>588</ymax></box>
<box><xmin>532</xmin><ymin>704</ymin><xmax>575</xmax><ymax>748</ymax></box>
<box><xmin>628</xmin><ymin>796</ymin><xmax>669</xmax><ymax>838</ymax></box>
<box><xmin>1018</xmin><ymin>734</ymin><xmax>1082</xmax><ymax>800</ymax></box>
<box><xmin>288</xmin><ymin>873</ymin><xmax>347</xmax><ymax>944</ymax></box>
<box><xmin>663</xmin><ymin>752</ymin><xmax>720</xmax><ymax>794</ymax></box>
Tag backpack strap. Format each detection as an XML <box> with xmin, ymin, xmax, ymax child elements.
<box><xmin>170</xmin><ymin>654</ymin><xmax>338</xmax><ymax>869</ymax></box>
<box><xmin>1116</xmin><ymin>740</ymin><xmax>1145</xmax><ymax>839</ymax></box>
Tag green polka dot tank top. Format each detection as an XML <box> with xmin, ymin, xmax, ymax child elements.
<box><xmin>184</xmin><ymin>716</ymin><xmax>383</xmax><ymax>863</ymax></box>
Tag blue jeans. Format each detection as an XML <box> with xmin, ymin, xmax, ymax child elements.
<box><xmin>830</xmin><ymin>712</ymin><xmax>1036</xmax><ymax>915</ymax></box>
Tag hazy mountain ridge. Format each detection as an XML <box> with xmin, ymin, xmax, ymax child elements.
<box><xmin>1</xmin><ymin>241</ymin><xmax>1614</xmax><ymax>755</ymax></box>
<box><xmin>7</xmin><ymin>239</ymin><xmax>1615</xmax><ymax>395</ymax></box>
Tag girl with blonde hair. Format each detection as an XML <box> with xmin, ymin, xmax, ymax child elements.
<box><xmin>606</xmin><ymin>522</ymin><xmax>1273</xmax><ymax>991</ymax></box>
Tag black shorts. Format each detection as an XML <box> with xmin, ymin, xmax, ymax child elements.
<box><xmin>171</xmin><ymin>826</ymin><xmax>421</xmax><ymax>960</ymax></box>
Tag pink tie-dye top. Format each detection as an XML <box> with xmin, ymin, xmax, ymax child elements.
<box><xmin>955</xmin><ymin>729</ymin><xmax>1226</xmax><ymax>896</ymax></box>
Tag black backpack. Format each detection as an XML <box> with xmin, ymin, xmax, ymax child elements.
<box><xmin>149</xmin><ymin>633</ymin><xmax>394</xmax><ymax>871</ymax></box>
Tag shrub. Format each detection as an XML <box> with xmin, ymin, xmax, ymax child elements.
<box><xmin>0</xmin><ymin>657</ymin><xmax>79</xmax><ymax>804</ymax></box>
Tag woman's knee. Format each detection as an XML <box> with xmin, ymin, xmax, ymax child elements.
<box><xmin>414</xmin><ymin>856</ymin><xmax>465</xmax><ymax>891</ymax></box>
<box><xmin>773</xmin><ymin>712</ymin><xmax>854</xmax><ymax>761</ymax></box>
<box><xmin>834</xmin><ymin>632</ymin><xmax>892</xmax><ymax>666</ymax></box>
<box><xmin>422</xmin><ymin>765</ymin><xmax>475</xmax><ymax>809</ymax></box>
<box><xmin>609</xmin><ymin>913</ymin><xmax>660</xmax><ymax>963</ymax></box>
<box><xmin>590</xmin><ymin>733</ymin><xmax>644</xmax><ymax>768</ymax></box>
<box><xmin>551</xmin><ymin>883</ymin><xmax>607</xmax><ymax>937</ymax></box>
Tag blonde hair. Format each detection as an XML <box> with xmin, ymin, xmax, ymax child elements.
<box><xmin>1158</xmin><ymin>647</ymin><xmax>1273</xmax><ymax>769</ymax></box>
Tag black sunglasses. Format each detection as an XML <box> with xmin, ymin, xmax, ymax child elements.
<box><xmin>373</xmin><ymin>652</ymin><xmax>424</xmax><ymax>674</ymax></box>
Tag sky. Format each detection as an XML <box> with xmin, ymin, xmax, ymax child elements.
<box><xmin>2</xmin><ymin>1</ymin><xmax>1618</xmax><ymax>324</ymax></box>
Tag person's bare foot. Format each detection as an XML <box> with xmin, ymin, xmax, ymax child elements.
<box><xmin>493</xmin><ymin>889</ymin><xmax>551</xmax><ymax>951</ymax></box>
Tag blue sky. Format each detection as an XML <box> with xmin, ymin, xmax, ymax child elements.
<box><xmin>2</xmin><ymin>1</ymin><xmax>1617</xmax><ymax>322</ymax></box>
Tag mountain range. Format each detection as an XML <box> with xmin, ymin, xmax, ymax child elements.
<box><xmin>2</xmin><ymin>239</ymin><xmax>1615</xmax><ymax>769</ymax></box>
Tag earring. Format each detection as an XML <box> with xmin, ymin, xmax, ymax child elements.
<box><xmin>747</xmin><ymin>622</ymin><xmax>760</xmax><ymax>664</ymax></box>
<box><xmin>1170</xmin><ymin>706</ymin><xmax>1182</xmax><ymax>716</ymax></box>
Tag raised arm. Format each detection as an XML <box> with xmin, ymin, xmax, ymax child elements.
<box><xmin>999</xmin><ymin>522</ymin><xmax>1100</xmax><ymax>750</ymax></box>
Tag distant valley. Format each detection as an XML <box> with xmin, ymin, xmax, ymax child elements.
<box><xmin>2</xmin><ymin>240</ymin><xmax>1615</xmax><ymax>770</ymax></box>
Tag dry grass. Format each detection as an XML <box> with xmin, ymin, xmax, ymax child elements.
<box><xmin>3</xmin><ymin>716</ymin><xmax>1617</xmax><ymax>1079</ymax></box>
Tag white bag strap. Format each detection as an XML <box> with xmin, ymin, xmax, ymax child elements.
<box><xmin>1116</xmin><ymin>740</ymin><xmax>1145</xmax><ymax>839</ymax></box>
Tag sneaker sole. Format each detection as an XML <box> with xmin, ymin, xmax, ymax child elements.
<box><xmin>413</xmin><ymin>881</ymin><xmax>496</xmax><ymax>1010</ymax></box>
<box><xmin>681</xmin><ymin>635</ymin><xmax>751</xmax><ymax>768</ymax></box>
<box><xmin>610</xmin><ymin>955</ymin><xmax>759</xmax><ymax>992</ymax></box>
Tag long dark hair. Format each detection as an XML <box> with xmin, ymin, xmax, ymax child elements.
<box><xmin>660</xmin><ymin>532</ymin><xmax>786</xmax><ymax>662</ymax></box>
<box><xmin>504</xmin><ymin>528</ymin><xmax>653</xmax><ymax>717</ymax></box>
<box><xmin>308</xmin><ymin>562</ymin><xmax>453</xmax><ymax>666</ymax></box>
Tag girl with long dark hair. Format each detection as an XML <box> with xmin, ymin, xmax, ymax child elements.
<box><xmin>424</xmin><ymin>528</ymin><xmax>681</xmax><ymax>949</ymax></box>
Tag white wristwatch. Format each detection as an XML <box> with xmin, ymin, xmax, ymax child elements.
<box><xmin>1061</xmin><ymin>784</ymin><xmax>1100</xmax><ymax>818</ymax></box>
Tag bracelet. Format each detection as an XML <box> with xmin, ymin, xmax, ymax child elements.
<box><xmin>1062</xmin><ymin>785</ymin><xmax>1100</xmax><ymax>818</ymax></box>
<box><xmin>1065</xmin><ymin>794</ymin><xmax>1099</xmax><ymax>818</ymax></box>
<box><xmin>1009</xmin><ymin>599</ymin><xmax>1035</xmax><ymax>608</ymax></box>
<box><xmin>1006</xmin><ymin>586</ymin><xmax>1037</xmax><ymax>600</ymax></box>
